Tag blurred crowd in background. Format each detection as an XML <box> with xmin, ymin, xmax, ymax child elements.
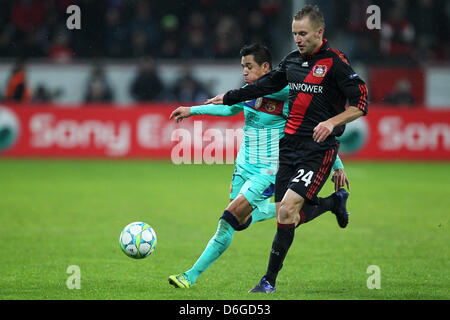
<box><xmin>0</xmin><ymin>0</ymin><xmax>287</xmax><ymax>61</ymax></box>
<box><xmin>1</xmin><ymin>0</ymin><xmax>449</xmax><ymax>63</ymax></box>
<box><xmin>316</xmin><ymin>0</ymin><xmax>450</xmax><ymax>65</ymax></box>
<box><xmin>1</xmin><ymin>0</ymin><xmax>448</xmax><ymax>106</ymax></box>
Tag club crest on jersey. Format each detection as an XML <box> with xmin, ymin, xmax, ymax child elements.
<box><xmin>312</xmin><ymin>65</ymin><xmax>328</xmax><ymax>77</ymax></box>
<box><xmin>245</xmin><ymin>98</ymin><xmax>263</xmax><ymax>109</ymax></box>
<box><xmin>254</xmin><ymin>97</ymin><xmax>263</xmax><ymax>109</ymax></box>
<box><xmin>265</xmin><ymin>100</ymin><xmax>277</xmax><ymax>112</ymax></box>
<box><xmin>244</xmin><ymin>97</ymin><xmax>283</xmax><ymax>115</ymax></box>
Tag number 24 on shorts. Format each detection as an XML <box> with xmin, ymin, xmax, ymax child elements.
<box><xmin>292</xmin><ymin>169</ymin><xmax>314</xmax><ymax>187</ymax></box>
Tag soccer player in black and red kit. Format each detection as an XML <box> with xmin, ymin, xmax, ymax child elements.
<box><xmin>205</xmin><ymin>5</ymin><xmax>368</xmax><ymax>293</ymax></box>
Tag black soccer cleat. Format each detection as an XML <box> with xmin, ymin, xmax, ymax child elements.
<box><xmin>332</xmin><ymin>189</ymin><xmax>350</xmax><ymax>228</ymax></box>
<box><xmin>248</xmin><ymin>277</ymin><xmax>276</xmax><ymax>293</ymax></box>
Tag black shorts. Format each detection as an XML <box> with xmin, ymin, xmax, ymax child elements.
<box><xmin>275</xmin><ymin>134</ymin><xmax>338</xmax><ymax>204</ymax></box>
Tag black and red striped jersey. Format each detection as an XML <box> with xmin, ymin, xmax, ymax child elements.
<box><xmin>223</xmin><ymin>39</ymin><xmax>368</xmax><ymax>138</ymax></box>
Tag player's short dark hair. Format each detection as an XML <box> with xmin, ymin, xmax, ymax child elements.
<box><xmin>293</xmin><ymin>5</ymin><xmax>325</xmax><ymax>30</ymax></box>
<box><xmin>239</xmin><ymin>43</ymin><xmax>272</xmax><ymax>70</ymax></box>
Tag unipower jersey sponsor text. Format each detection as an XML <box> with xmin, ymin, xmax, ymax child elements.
<box><xmin>289</xmin><ymin>82</ymin><xmax>324</xmax><ymax>94</ymax></box>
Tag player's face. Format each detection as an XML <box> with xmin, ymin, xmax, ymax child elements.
<box><xmin>292</xmin><ymin>17</ymin><xmax>323</xmax><ymax>56</ymax></box>
<box><xmin>241</xmin><ymin>55</ymin><xmax>270</xmax><ymax>84</ymax></box>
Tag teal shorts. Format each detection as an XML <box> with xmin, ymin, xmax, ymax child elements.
<box><xmin>229</xmin><ymin>164</ymin><xmax>275</xmax><ymax>215</ymax></box>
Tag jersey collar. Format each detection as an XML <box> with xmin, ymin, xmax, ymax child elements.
<box><xmin>302</xmin><ymin>39</ymin><xmax>329</xmax><ymax>59</ymax></box>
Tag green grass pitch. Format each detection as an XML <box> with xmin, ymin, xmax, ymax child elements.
<box><xmin>0</xmin><ymin>159</ymin><xmax>448</xmax><ymax>300</ymax></box>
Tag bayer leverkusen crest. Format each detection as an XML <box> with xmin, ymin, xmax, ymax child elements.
<box><xmin>312</xmin><ymin>65</ymin><xmax>328</xmax><ymax>77</ymax></box>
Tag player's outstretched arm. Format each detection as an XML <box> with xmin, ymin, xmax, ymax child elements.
<box><xmin>170</xmin><ymin>104</ymin><xmax>243</xmax><ymax>123</ymax></box>
<box><xmin>313</xmin><ymin>106</ymin><xmax>364</xmax><ymax>143</ymax></box>
<box><xmin>170</xmin><ymin>106</ymin><xmax>192</xmax><ymax>123</ymax></box>
<box><xmin>204</xmin><ymin>94</ymin><xmax>225</xmax><ymax>105</ymax></box>
<box><xmin>206</xmin><ymin>64</ymin><xmax>288</xmax><ymax>106</ymax></box>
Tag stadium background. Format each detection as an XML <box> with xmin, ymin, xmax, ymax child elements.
<box><xmin>0</xmin><ymin>0</ymin><xmax>449</xmax><ymax>301</ymax></box>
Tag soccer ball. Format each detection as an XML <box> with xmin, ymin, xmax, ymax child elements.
<box><xmin>119</xmin><ymin>222</ymin><xmax>157</xmax><ymax>259</ymax></box>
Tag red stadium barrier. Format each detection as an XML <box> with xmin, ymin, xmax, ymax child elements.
<box><xmin>0</xmin><ymin>104</ymin><xmax>245</xmax><ymax>161</ymax></box>
<box><xmin>0</xmin><ymin>104</ymin><xmax>449</xmax><ymax>160</ymax></box>
<box><xmin>339</xmin><ymin>107</ymin><xmax>450</xmax><ymax>160</ymax></box>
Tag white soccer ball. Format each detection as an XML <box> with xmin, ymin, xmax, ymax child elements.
<box><xmin>119</xmin><ymin>222</ymin><xmax>157</xmax><ymax>259</ymax></box>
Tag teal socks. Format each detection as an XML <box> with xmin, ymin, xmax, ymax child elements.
<box><xmin>185</xmin><ymin>218</ymin><xmax>234</xmax><ymax>284</ymax></box>
<box><xmin>184</xmin><ymin>202</ymin><xmax>276</xmax><ymax>285</ymax></box>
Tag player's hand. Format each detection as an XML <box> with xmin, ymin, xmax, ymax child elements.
<box><xmin>331</xmin><ymin>168</ymin><xmax>350</xmax><ymax>192</ymax></box>
<box><xmin>204</xmin><ymin>93</ymin><xmax>225</xmax><ymax>105</ymax></box>
<box><xmin>313</xmin><ymin>120</ymin><xmax>334</xmax><ymax>143</ymax></box>
<box><xmin>169</xmin><ymin>106</ymin><xmax>191</xmax><ymax>123</ymax></box>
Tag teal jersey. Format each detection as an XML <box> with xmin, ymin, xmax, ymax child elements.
<box><xmin>192</xmin><ymin>86</ymin><xmax>290</xmax><ymax>176</ymax></box>
<box><xmin>236</xmin><ymin>86</ymin><xmax>290</xmax><ymax>174</ymax></box>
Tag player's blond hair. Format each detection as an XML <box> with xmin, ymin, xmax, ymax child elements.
<box><xmin>293</xmin><ymin>5</ymin><xmax>325</xmax><ymax>30</ymax></box>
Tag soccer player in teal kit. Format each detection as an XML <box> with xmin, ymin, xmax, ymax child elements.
<box><xmin>168</xmin><ymin>44</ymin><xmax>349</xmax><ymax>288</ymax></box>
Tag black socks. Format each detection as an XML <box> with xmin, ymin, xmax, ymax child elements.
<box><xmin>264</xmin><ymin>194</ymin><xmax>338</xmax><ymax>286</ymax></box>
<box><xmin>264</xmin><ymin>223</ymin><xmax>295</xmax><ymax>286</ymax></box>
<box><xmin>298</xmin><ymin>194</ymin><xmax>338</xmax><ymax>225</ymax></box>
